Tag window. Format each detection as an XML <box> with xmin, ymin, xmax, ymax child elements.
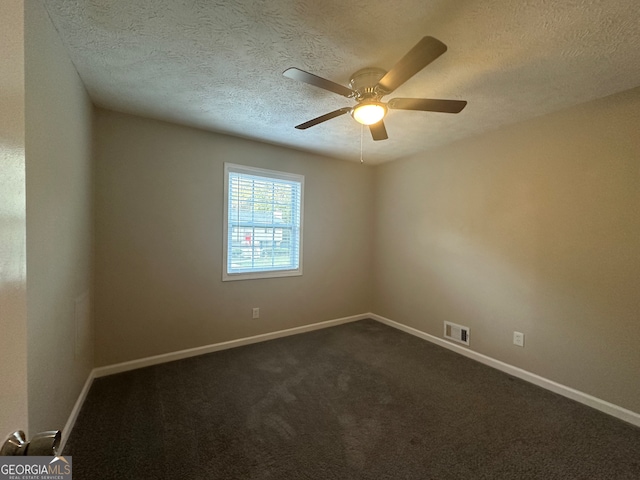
<box><xmin>223</xmin><ymin>163</ymin><xmax>304</xmax><ymax>281</ymax></box>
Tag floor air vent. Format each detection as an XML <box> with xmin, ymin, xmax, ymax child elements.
<box><xmin>444</xmin><ymin>321</ymin><xmax>470</xmax><ymax>346</ymax></box>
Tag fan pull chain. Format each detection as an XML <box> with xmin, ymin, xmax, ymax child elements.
<box><xmin>360</xmin><ymin>124</ymin><xmax>364</xmax><ymax>164</ymax></box>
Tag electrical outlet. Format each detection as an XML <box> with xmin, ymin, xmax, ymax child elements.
<box><xmin>513</xmin><ymin>331</ymin><xmax>525</xmax><ymax>347</ymax></box>
<box><xmin>252</xmin><ymin>307</ymin><xmax>260</xmax><ymax>319</ymax></box>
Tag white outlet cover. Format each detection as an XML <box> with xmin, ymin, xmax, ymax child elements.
<box><xmin>513</xmin><ymin>331</ymin><xmax>525</xmax><ymax>347</ymax></box>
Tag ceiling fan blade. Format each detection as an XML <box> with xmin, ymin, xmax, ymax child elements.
<box><xmin>283</xmin><ymin>67</ymin><xmax>355</xmax><ymax>98</ymax></box>
<box><xmin>377</xmin><ymin>36</ymin><xmax>448</xmax><ymax>94</ymax></box>
<box><xmin>294</xmin><ymin>108</ymin><xmax>351</xmax><ymax>130</ymax></box>
<box><xmin>369</xmin><ymin>120</ymin><xmax>388</xmax><ymax>141</ymax></box>
<box><xmin>388</xmin><ymin>98</ymin><xmax>467</xmax><ymax>113</ymax></box>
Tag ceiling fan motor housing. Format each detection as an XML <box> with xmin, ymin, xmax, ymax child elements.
<box><xmin>349</xmin><ymin>68</ymin><xmax>387</xmax><ymax>101</ymax></box>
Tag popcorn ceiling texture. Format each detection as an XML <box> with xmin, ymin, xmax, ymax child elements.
<box><xmin>42</xmin><ymin>0</ymin><xmax>640</xmax><ymax>163</ymax></box>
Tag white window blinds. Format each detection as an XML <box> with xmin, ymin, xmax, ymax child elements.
<box><xmin>223</xmin><ymin>163</ymin><xmax>304</xmax><ymax>280</ymax></box>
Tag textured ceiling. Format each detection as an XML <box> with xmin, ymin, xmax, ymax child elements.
<box><xmin>42</xmin><ymin>0</ymin><xmax>640</xmax><ymax>164</ymax></box>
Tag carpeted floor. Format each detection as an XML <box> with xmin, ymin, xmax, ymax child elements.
<box><xmin>64</xmin><ymin>319</ymin><xmax>640</xmax><ymax>479</ymax></box>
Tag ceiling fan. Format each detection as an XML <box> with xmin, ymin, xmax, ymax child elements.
<box><xmin>283</xmin><ymin>36</ymin><xmax>467</xmax><ymax>141</ymax></box>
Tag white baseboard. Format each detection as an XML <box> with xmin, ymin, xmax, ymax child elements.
<box><xmin>370</xmin><ymin>313</ymin><xmax>640</xmax><ymax>428</ymax></box>
<box><xmin>63</xmin><ymin>311</ymin><xmax>639</xmax><ymax>447</ymax></box>
<box><xmin>59</xmin><ymin>369</ymin><xmax>95</xmax><ymax>453</ymax></box>
<box><xmin>93</xmin><ymin>313</ymin><xmax>368</xmax><ymax>378</ymax></box>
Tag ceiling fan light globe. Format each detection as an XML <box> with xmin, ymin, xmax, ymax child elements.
<box><xmin>352</xmin><ymin>103</ymin><xmax>386</xmax><ymax>125</ymax></box>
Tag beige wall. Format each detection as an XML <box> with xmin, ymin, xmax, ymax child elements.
<box><xmin>94</xmin><ymin>109</ymin><xmax>373</xmax><ymax>366</ymax></box>
<box><xmin>0</xmin><ymin>0</ymin><xmax>29</xmax><ymax>437</ymax></box>
<box><xmin>25</xmin><ymin>1</ymin><xmax>94</xmax><ymax>433</ymax></box>
<box><xmin>373</xmin><ymin>86</ymin><xmax>640</xmax><ymax>413</ymax></box>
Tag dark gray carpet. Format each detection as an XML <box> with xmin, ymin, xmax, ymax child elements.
<box><xmin>64</xmin><ymin>319</ymin><xmax>640</xmax><ymax>479</ymax></box>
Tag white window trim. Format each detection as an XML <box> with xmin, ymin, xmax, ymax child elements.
<box><xmin>222</xmin><ymin>163</ymin><xmax>304</xmax><ymax>281</ymax></box>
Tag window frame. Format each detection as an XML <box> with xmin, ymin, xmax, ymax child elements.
<box><xmin>222</xmin><ymin>163</ymin><xmax>304</xmax><ymax>281</ymax></box>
